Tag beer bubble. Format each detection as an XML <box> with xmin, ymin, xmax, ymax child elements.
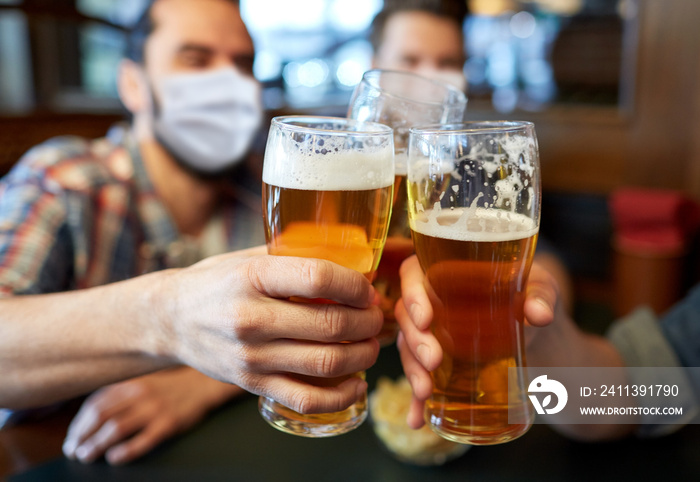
<box><xmin>411</xmin><ymin>208</ymin><xmax>537</xmax><ymax>243</ymax></box>
<box><xmin>263</xmin><ymin>136</ymin><xmax>393</xmax><ymax>191</ymax></box>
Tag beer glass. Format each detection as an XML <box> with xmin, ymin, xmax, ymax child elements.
<box><xmin>348</xmin><ymin>69</ymin><xmax>467</xmax><ymax>345</ymax></box>
<box><xmin>260</xmin><ymin>116</ymin><xmax>394</xmax><ymax>437</ymax></box>
<box><xmin>407</xmin><ymin>121</ymin><xmax>540</xmax><ymax>445</ymax></box>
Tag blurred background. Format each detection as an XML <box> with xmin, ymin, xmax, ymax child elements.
<box><xmin>0</xmin><ymin>0</ymin><xmax>633</xmax><ymax>116</ymax></box>
<box><xmin>1</xmin><ymin>0</ymin><xmax>700</xmax><ymax>323</ymax></box>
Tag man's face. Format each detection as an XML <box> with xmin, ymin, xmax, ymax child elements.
<box><xmin>143</xmin><ymin>0</ymin><xmax>255</xmax><ymax>103</ymax></box>
<box><xmin>373</xmin><ymin>11</ymin><xmax>465</xmax><ymax>73</ymax></box>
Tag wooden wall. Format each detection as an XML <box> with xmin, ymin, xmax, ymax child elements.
<box><xmin>465</xmin><ymin>0</ymin><xmax>700</xmax><ymax>199</ymax></box>
<box><xmin>0</xmin><ymin>114</ymin><xmax>123</xmax><ymax>177</ymax></box>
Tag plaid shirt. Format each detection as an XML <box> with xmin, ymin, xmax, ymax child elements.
<box><xmin>0</xmin><ymin>126</ymin><xmax>264</xmax><ymax>426</ymax></box>
<box><xmin>0</xmin><ymin>125</ymin><xmax>265</xmax><ymax>299</ymax></box>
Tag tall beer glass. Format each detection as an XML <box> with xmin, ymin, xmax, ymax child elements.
<box><xmin>407</xmin><ymin>121</ymin><xmax>540</xmax><ymax>445</ymax></box>
<box><xmin>260</xmin><ymin>116</ymin><xmax>394</xmax><ymax>437</ymax></box>
<box><xmin>348</xmin><ymin>69</ymin><xmax>467</xmax><ymax>345</ymax></box>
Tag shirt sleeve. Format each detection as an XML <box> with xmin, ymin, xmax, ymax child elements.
<box><xmin>0</xmin><ymin>168</ymin><xmax>73</xmax><ymax>298</ymax></box>
<box><xmin>606</xmin><ymin>306</ymin><xmax>700</xmax><ymax>437</ymax></box>
<box><xmin>659</xmin><ymin>285</ymin><xmax>700</xmax><ymax>383</ymax></box>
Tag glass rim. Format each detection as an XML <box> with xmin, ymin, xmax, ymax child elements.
<box><xmin>360</xmin><ymin>69</ymin><xmax>467</xmax><ymax>107</ymax></box>
<box><xmin>271</xmin><ymin>115</ymin><xmax>393</xmax><ymax>137</ymax></box>
<box><xmin>409</xmin><ymin>120</ymin><xmax>534</xmax><ymax>136</ymax></box>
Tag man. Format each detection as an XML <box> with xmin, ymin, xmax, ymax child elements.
<box><xmin>396</xmin><ymin>255</ymin><xmax>700</xmax><ymax>441</ymax></box>
<box><xmin>369</xmin><ymin>0</ymin><xmax>469</xmax><ymax>91</ymax></box>
<box><xmin>0</xmin><ymin>0</ymin><xmax>381</xmax><ymax>466</ymax></box>
<box><xmin>370</xmin><ymin>0</ymin><xmax>576</xmax><ymax>313</ymax></box>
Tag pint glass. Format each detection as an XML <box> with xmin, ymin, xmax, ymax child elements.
<box><xmin>348</xmin><ymin>69</ymin><xmax>467</xmax><ymax>345</ymax></box>
<box><xmin>260</xmin><ymin>116</ymin><xmax>394</xmax><ymax>437</ymax></box>
<box><xmin>407</xmin><ymin>122</ymin><xmax>540</xmax><ymax>445</ymax></box>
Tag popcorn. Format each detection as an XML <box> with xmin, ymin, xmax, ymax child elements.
<box><xmin>369</xmin><ymin>376</ymin><xmax>470</xmax><ymax>466</ymax></box>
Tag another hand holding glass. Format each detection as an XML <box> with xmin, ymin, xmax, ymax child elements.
<box><xmin>406</xmin><ymin>121</ymin><xmax>540</xmax><ymax>445</ymax></box>
<box><xmin>260</xmin><ymin>116</ymin><xmax>394</xmax><ymax>437</ymax></box>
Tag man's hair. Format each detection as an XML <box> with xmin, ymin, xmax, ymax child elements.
<box><xmin>125</xmin><ymin>0</ymin><xmax>240</xmax><ymax>63</ymax></box>
<box><xmin>369</xmin><ymin>0</ymin><xmax>468</xmax><ymax>52</ymax></box>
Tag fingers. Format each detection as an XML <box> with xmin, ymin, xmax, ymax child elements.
<box><xmin>396</xmin><ymin>332</ymin><xmax>434</xmax><ymax>400</ymax></box>
<box><xmin>406</xmin><ymin>397</ymin><xmax>427</xmax><ymax>429</ymax></box>
<box><xmin>104</xmin><ymin>417</ymin><xmax>177</xmax><ymax>465</ymax></box>
<box><xmin>244</xmin><ymin>338</ymin><xmax>380</xmax><ymax>379</ymax></box>
<box><xmin>395</xmin><ymin>255</ymin><xmax>437</xmax><ymax>430</ymax></box>
<box><xmin>397</xmin><ymin>333</ymin><xmax>428</xmax><ymax>429</ymax></box>
<box><xmin>524</xmin><ymin>262</ymin><xmax>560</xmax><ymax>328</ymax></box>
<box><xmin>236</xmin><ymin>300</ymin><xmax>383</xmax><ymax>344</ymax></box>
<box><xmin>395</xmin><ymin>298</ymin><xmax>441</xmax><ymax>372</ymax></box>
<box><xmin>246</xmin><ymin>256</ymin><xmax>375</xmax><ymax>309</ymax></box>
<box><xmin>70</xmin><ymin>404</ymin><xmax>157</xmax><ymax>464</ymax></box>
<box><xmin>63</xmin><ymin>385</ymin><xmax>144</xmax><ymax>459</ymax></box>
<box><xmin>262</xmin><ymin>373</ymin><xmax>368</xmax><ymax>415</ymax></box>
<box><xmin>399</xmin><ymin>256</ymin><xmax>433</xmax><ymax>330</ymax></box>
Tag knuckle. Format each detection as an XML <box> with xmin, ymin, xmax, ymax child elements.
<box><xmin>130</xmin><ymin>382</ymin><xmax>151</xmax><ymax>398</ymax></box>
<box><xmin>229</xmin><ymin>304</ymin><xmax>259</xmax><ymax>341</ymax></box>
<box><xmin>316</xmin><ymin>305</ymin><xmax>348</xmax><ymax>341</ymax></box>
<box><xmin>300</xmin><ymin>258</ymin><xmax>333</xmax><ymax>294</ymax></box>
<box><xmin>314</xmin><ymin>347</ymin><xmax>344</xmax><ymax>377</ymax></box>
<box><xmin>83</xmin><ymin>404</ymin><xmax>107</xmax><ymax>427</ymax></box>
<box><xmin>238</xmin><ymin>373</ymin><xmax>265</xmax><ymax>396</ymax></box>
<box><xmin>244</xmin><ymin>256</ymin><xmax>269</xmax><ymax>292</ymax></box>
<box><xmin>102</xmin><ymin>419</ymin><xmax>124</xmax><ymax>440</ymax></box>
<box><xmin>235</xmin><ymin>345</ymin><xmax>262</xmax><ymax>372</ymax></box>
<box><xmin>289</xmin><ymin>388</ymin><xmax>317</xmax><ymax>415</ymax></box>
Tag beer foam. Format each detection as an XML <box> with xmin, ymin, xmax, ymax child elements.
<box><xmin>263</xmin><ymin>138</ymin><xmax>394</xmax><ymax>191</ymax></box>
<box><xmin>411</xmin><ymin>208</ymin><xmax>538</xmax><ymax>242</ymax></box>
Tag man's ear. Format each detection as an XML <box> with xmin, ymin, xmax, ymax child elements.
<box><xmin>117</xmin><ymin>59</ymin><xmax>150</xmax><ymax>114</ymax></box>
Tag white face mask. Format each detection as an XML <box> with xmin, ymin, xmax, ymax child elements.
<box><xmin>153</xmin><ymin>67</ymin><xmax>263</xmax><ymax>174</ymax></box>
<box><xmin>415</xmin><ymin>67</ymin><xmax>468</xmax><ymax>93</ymax></box>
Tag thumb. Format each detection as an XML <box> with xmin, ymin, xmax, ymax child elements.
<box><xmin>524</xmin><ymin>262</ymin><xmax>559</xmax><ymax>328</ymax></box>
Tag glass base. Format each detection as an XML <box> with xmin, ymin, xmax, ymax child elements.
<box><xmin>427</xmin><ymin>411</ymin><xmax>533</xmax><ymax>446</ymax></box>
<box><xmin>258</xmin><ymin>395</ymin><xmax>367</xmax><ymax>438</ymax></box>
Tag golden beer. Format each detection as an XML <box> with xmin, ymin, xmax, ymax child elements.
<box><xmin>261</xmin><ymin>183</ymin><xmax>392</xmax><ymax>430</ymax></box>
<box><xmin>263</xmin><ymin>184</ymin><xmax>393</xmax><ymax>278</ymax></box>
<box><xmin>259</xmin><ymin>115</ymin><xmax>394</xmax><ymax>437</ymax></box>
<box><xmin>407</xmin><ymin>120</ymin><xmax>540</xmax><ymax>445</ymax></box>
<box><xmin>411</xmin><ymin>209</ymin><xmax>537</xmax><ymax>444</ymax></box>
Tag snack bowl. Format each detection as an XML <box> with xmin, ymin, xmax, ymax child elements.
<box><xmin>369</xmin><ymin>376</ymin><xmax>470</xmax><ymax>466</ymax></box>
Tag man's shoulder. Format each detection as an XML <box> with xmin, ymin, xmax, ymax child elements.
<box><xmin>5</xmin><ymin>134</ymin><xmax>134</xmax><ymax>194</ymax></box>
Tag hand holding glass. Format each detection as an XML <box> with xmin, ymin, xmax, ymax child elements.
<box><xmin>260</xmin><ymin>116</ymin><xmax>394</xmax><ymax>437</ymax></box>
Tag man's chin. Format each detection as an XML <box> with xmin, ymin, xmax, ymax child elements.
<box><xmin>176</xmin><ymin>158</ymin><xmax>248</xmax><ymax>181</ymax></box>
<box><xmin>154</xmin><ymin>132</ymin><xmax>248</xmax><ymax>180</ymax></box>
